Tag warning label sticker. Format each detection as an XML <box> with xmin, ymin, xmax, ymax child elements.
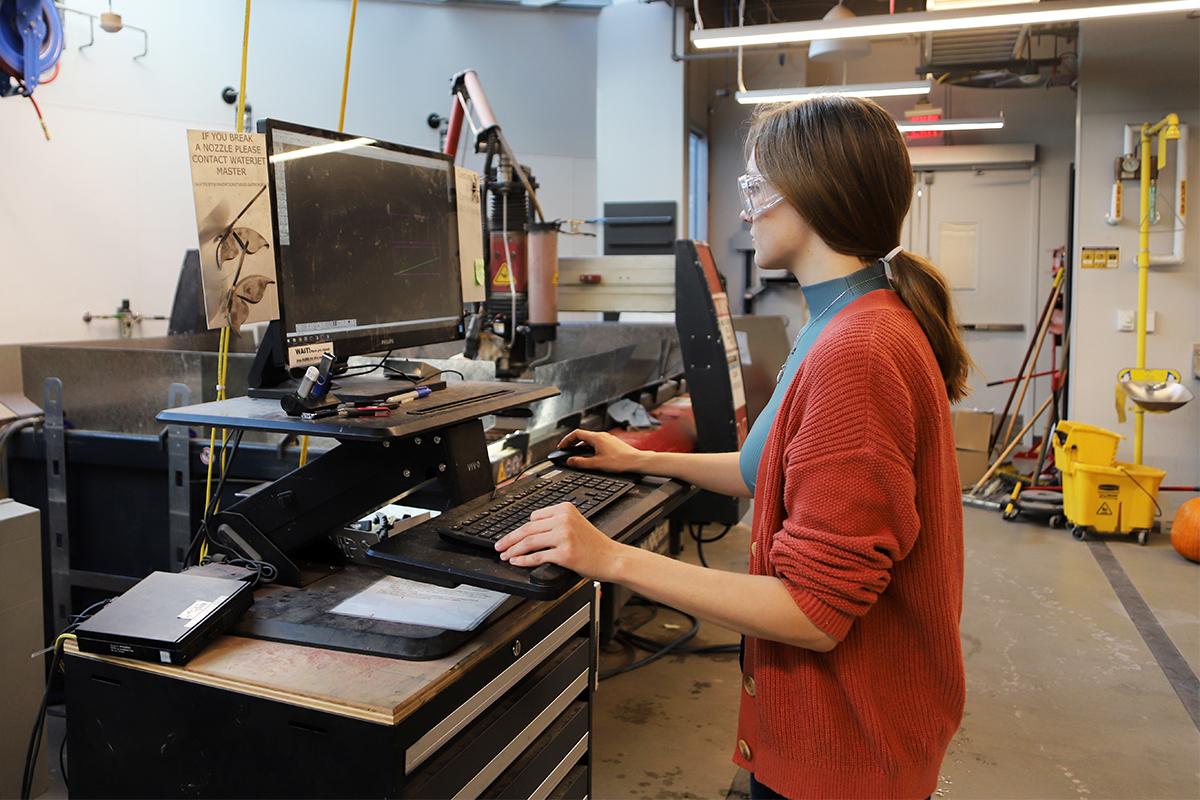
<box><xmin>1081</xmin><ymin>246</ymin><xmax>1121</xmax><ymax>269</ymax></box>
<box><xmin>288</xmin><ymin>341</ymin><xmax>334</xmax><ymax>369</ymax></box>
<box><xmin>1097</xmin><ymin>502</ymin><xmax>1114</xmax><ymax>516</ymax></box>
<box><xmin>494</xmin><ymin>263</ymin><xmax>511</xmax><ymax>286</ymax></box>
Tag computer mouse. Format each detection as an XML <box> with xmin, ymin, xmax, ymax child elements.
<box><xmin>547</xmin><ymin>441</ymin><xmax>596</xmax><ymax>467</ymax></box>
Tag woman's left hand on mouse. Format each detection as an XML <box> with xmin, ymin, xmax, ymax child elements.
<box><xmin>496</xmin><ymin>503</ymin><xmax>621</xmax><ymax>580</ymax></box>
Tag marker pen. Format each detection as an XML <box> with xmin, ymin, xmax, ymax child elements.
<box><xmin>383</xmin><ymin>386</ymin><xmax>433</xmax><ymax>404</ymax></box>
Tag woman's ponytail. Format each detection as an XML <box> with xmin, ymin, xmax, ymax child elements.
<box><xmin>888</xmin><ymin>250</ymin><xmax>972</xmax><ymax>403</ymax></box>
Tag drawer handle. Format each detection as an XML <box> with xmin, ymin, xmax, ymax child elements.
<box><xmin>288</xmin><ymin>721</ymin><xmax>327</xmax><ymax>736</ymax></box>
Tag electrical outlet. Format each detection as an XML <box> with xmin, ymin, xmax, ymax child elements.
<box><xmin>1115</xmin><ymin>309</ymin><xmax>1157</xmax><ymax>333</ymax></box>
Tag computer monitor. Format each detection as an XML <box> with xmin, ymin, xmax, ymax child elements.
<box><xmin>249</xmin><ymin>120</ymin><xmax>466</xmax><ymax>394</ymax></box>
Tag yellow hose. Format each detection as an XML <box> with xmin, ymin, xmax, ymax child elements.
<box><xmin>235</xmin><ymin>0</ymin><xmax>251</xmax><ymax>135</ymax></box>
<box><xmin>338</xmin><ymin>0</ymin><xmax>358</xmax><ymax>133</ymax></box>
<box><xmin>300</xmin><ymin>0</ymin><xmax>358</xmax><ymax>469</ymax></box>
<box><xmin>202</xmin><ymin>3</ymin><xmax>253</xmax><ymax>561</ymax></box>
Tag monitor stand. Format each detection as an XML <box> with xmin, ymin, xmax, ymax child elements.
<box><xmin>245</xmin><ymin>321</ymin><xmax>441</xmax><ymax>402</ymax></box>
<box><xmin>209</xmin><ymin>418</ymin><xmax>496</xmax><ymax>587</ymax></box>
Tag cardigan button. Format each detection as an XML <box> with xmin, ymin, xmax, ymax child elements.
<box><xmin>743</xmin><ymin>675</ymin><xmax>756</xmax><ymax>697</ymax></box>
<box><xmin>750</xmin><ymin>541</ymin><xmax>758</xmax><ymax>558</ymax></box>
<box><xmin>738</xmin><ymin>739</ymin><xmax>753</xmax><ymax>760</ymax></box>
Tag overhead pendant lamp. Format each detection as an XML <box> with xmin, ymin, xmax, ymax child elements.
<box><xmin>808</xmin><ymin>2</ymin><xmax>872</xmax><ymax>61</ymax></box>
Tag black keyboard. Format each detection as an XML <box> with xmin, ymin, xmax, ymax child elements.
<box><xmin>436</xmin><ymin>469</ymin><xmax>635</xmax><ymax>551</ymax></box>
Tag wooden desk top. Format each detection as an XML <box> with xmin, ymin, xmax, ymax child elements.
<box><xmin>66</xmin><ymin>583</ymin><xmax>589</xmax><ymax>727</ymax></box>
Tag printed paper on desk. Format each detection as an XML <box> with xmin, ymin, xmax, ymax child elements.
<box><xmin>330</xmin><ymin>576</ymin><xmax>509</xmax><ymax>632</ymax></box>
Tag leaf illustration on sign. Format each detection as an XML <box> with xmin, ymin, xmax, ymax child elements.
<box><xmin>217</xmin><ymin>227</ymin><xmax>270</xmax><ymax>264</ymax></box>
<box><xmin>234</xmin><ymin>275</ymin><xmax>275</xmax><ymax>303</ymax></box>
<box><xmin>221</xmin><ymin>275</ymin><xmax>276</xmax><ymax>332</ymax></box>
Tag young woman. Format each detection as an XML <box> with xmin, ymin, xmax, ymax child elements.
<box><xmin>496</xmin><ymin>95</ymin><xmax>967</xmax><ymax>799</ymax></box>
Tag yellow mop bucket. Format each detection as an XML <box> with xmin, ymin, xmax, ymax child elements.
<box><xmin>1052</xmin><ymin>420</ymin><xmax>1122</xmax><ymax>472</ymax></box>
<box><xmin>1060</xmin><ymin>461</ymin><xmax>1165</xmax><ymax>542</ymax></box>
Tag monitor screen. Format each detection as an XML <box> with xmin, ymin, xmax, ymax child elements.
<box><xmin>264</xmin><ymin>122</ymin><xmax>464</xmax><ymax>364</ymax></box>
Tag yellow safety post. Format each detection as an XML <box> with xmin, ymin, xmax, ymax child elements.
<box><xmin>1133</xmin><ymin>113</ymin><xmax>1181</xmax><ymax>465</ymax></box>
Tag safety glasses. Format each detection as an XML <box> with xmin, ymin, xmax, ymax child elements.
<box><xmin>737</xmin><ymin>173</ymin><xmax>784</xmax><ymax>220</ymax></box>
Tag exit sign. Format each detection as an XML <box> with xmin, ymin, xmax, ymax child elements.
<box><xmin>904</xmin><ymin>104</ymin><xmax>944</xmax><ymax>146</ymax></box>
<box><xmin>906</xmin><ymin>114</ymin><xmax>942</xmax><ymax>140</ymax></box>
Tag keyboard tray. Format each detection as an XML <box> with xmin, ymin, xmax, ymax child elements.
<box><xmin>366</xmin><ymin>469</ymin><xmax>694</xmax><ymax>599</ymax></box>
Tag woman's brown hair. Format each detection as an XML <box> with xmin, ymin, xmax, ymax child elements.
<box><xmin>748</xmin><ymin>95</ymin><xmax>972</xmax><ymax>402</ymax></box>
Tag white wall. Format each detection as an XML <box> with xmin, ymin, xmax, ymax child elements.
<box><xmin>1070</xmin><ymin>16</ymin><xmax>1200</xmax><ymax>484</ymax></box>
<box><xmin>595</xmin><ymin>0</ymin><xmax>686</xmax><ymax>243</ymax></box>
<box><xmin>0</xmin><ymin>0</ymin><xmax>599</xmax><ymax>345</ymax></box>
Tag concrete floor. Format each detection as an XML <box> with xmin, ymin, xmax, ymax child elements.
<box><xmin>593</xmin><ymin>507</ymin><xmax>1200</xmax><ymax>799</ymax></box>
<box><xmin>32</xmin><ymin>507</ymin><xmax>1199</xmax><ymax>799</ymax></box>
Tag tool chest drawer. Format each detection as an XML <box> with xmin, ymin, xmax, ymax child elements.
<box><xmin>545</xmin><ymin>765</ymin><xmax>589</xmax><ymax>800</ymax></box>
<box><xmin>481</xmin><ymin>701</ymin><xmax>588</xmax><ymax>800</ymax></box>
<box><xmin>403</xmin><ymin>637</ymin><xmax>589</xmax><ymax>798</ymax></box>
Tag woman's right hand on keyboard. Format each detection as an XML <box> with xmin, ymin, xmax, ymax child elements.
<box><xmin>558</xmin><ymin>429</ymin><xmax>647</xmax><ymax>473</ymax></box>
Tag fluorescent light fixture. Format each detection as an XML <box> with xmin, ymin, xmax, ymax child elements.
<box><xmin>268</xmin><ymin>137</ymin><xmax>377</xmax><ymax>164</ymax></box>
<box><xmin>736</xmin><ymin>80</ymin><xmax>933</xmax><ymax>104</ymax></box>
<box><xmin>926</xmin><ymin>0</ymin><xmax>1036</xmax><ymax>9</ymax></box>
<box><xmin>691</xmin><ymin>0</ymin><xmax>1200</xmax><ymax>49</ymax></box>
<box><xmin>896</xmin><ymin>117</ymin><xmax>1006</xmax><ymax>132</ymax></box>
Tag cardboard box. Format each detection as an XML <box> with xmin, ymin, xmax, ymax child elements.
<box><xmin>956</xmin><ymin>449</ymin><xmax>992</xmax><ymax>487</ymax></box>
<box><xmin>953</xmin><ymin>409</ymin><xmax>994</xmax><ymax>452</ymax></box>
<box><xmin>0</xmin><ymin>499</ymin><xmax>47</xmax><ymax>799</ymax></box>
<box><xmin>0</xmin><ymin>344</ymin><xmax>22</xmax><ymax>395</ymax></box>
<box><xmin>951</xmin><ymin>408</ymin><xmax>1024</xmax><ymax>486</ymax></box>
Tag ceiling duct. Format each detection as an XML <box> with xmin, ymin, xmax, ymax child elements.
<box><xmin>925</xmin><ymin>27</ymin><xmax>1025</xmax><ymax>65</ymax></box>
<box><xmin>919</xmin><ymin>18</ymin><xmax>1077</xmax><ymax>88</ymax></box>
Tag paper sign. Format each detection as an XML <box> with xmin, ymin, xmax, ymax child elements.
<box><xmin>288</xmin><ymin>341</ymin><xmax>334</xmax><ymax>369</ymax></box>
<box><xmin>938</xmin><ymin>222</ymin><xmax>979</xmax><ymax>290</ymax></box>
<box><xmin>187</xmin><ymin>130</ymin><xmax>280</xmax><ymax>331</ymax></box>
<box><xmin>455</xmin><ymin>167</ymin><xmax>486</xmax><ymax>302</ymax></box>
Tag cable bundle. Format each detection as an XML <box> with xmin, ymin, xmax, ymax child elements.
<box><xmin>600</xmin><ymin>598</ymin><xmax>739</xmax><ymax>681</ymax></box>
<box><xmin>20</xmin><ymin>599</ymin><xmax>112</xmax><ymax>799</ymax></box>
